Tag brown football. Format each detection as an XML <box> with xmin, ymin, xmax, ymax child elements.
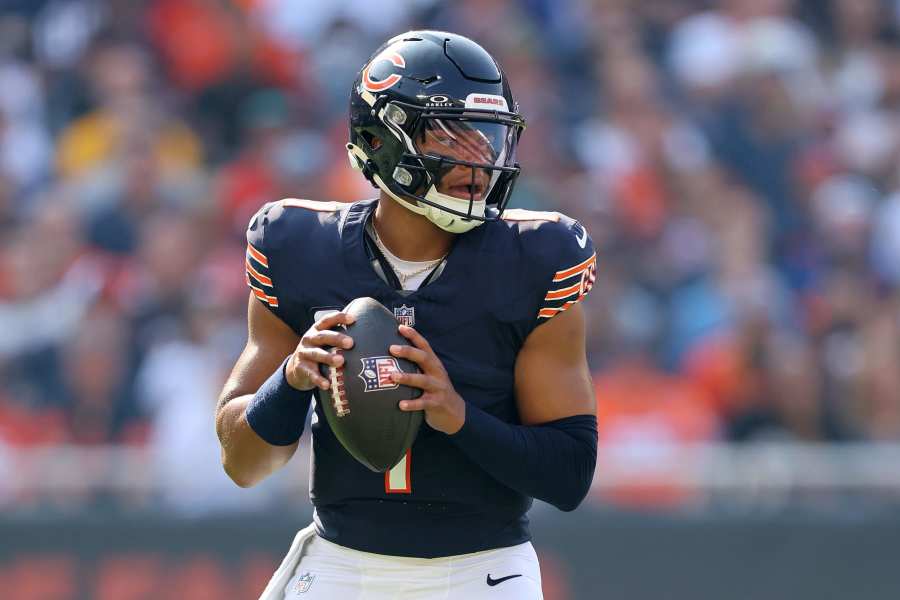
<box><xmin>318</xmin><ymin>297</ymin><xmax>423</xmax><ymax>472</ymax></box>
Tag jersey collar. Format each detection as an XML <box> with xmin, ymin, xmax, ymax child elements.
<box><xmin>340</xmin><ymin>198</ymin><xmax>487</xmax><ymax>300</ymax></box>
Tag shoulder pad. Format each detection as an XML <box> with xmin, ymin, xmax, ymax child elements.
<box><xmin>516</xmin><ymin>213</ymin><xmax>596</xmax><ymax>323</ymax></box>
<box><xmin>245</xmin><ymin>199</ymin><xmax>345</xmax><ymax>319</ymax></box>
<box><xmin>247</xmin><ymin>199</ymin><xmax>343</xmax><ymax>249</ymax></box>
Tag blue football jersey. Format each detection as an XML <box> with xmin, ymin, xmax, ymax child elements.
<box><xmin>245</xmin><ymin>198</ymin><xmax>595</xmax><ymax>558</ymax></box>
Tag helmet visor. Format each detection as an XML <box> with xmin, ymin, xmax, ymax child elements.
<box><xmin>412</xmin><ymin>117</ymin><xmax>517</xmax><ymax>202</ymax></box>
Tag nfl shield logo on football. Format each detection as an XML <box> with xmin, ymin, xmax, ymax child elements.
<box><xmin>292</xmin><ymin>572</ymin><xmax>315</xmax><ymax>594</ymax></box>
<box><xmin>359</xmin><ymin>356</ymin><xmax>401</xmax><ymax>392</ymax></box>
<box><xmin>394</xmin><ymin>304</ymin><xmax>415</xmax><ymax>327</ymax></box>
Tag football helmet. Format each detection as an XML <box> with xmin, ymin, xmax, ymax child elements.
<box><xmin>348</xmin><ymin>31</ymin><xmax>525</xmax><ymax>233</ymax></box>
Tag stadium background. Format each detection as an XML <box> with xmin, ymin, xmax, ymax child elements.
<box><xmin>2</xmin><ymin>0</ymin><xmax>900</xmax><ymax>598</ymax></box>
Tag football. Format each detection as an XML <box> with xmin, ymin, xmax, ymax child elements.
<box><xmin>318</xmin><ymin>297</ymin><xmax>424</xmax><ymax>472</ymax></box>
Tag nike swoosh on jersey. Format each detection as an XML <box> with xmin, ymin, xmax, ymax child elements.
<box><xmin>575</xmin><ymin>224</ymin><xmax>588</xmax><ymax>249</ymax></box>
<box><xmin>486</xmin><ymin>574</ymin><xmax>523</xmax><ymax>586</ymax></box>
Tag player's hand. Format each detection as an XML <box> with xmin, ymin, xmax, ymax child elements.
<box><xmin>389</xmin><ymin>325</ymin><xmax>465</xmax><ymax>435</ymax></box>
<box><xmin>286</xmin><ymin>312</ymin><xmax>355</xmax><ymax>391</ymax></box>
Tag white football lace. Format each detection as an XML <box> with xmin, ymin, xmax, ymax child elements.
<box><xmin>330</xmin><ymin>349</ymin><xmax>350</xmax><ymax>417</ymax></box>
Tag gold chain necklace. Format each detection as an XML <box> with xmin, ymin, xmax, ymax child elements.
<box><xmin>370</xmin><ymin>222</ymin><xmax>446</xmax><ymax>287</ymax></box>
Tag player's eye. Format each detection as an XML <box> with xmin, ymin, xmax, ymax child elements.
<box><xmin>428</xmin><ymin>131</ymin><xmax>455</xmax><ymax>145</ymax></box>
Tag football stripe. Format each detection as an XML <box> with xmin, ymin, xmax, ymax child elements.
<box><xmin>246</xmin><ymin>243</ymin><xmax>269</xmax><ymax>267</ymax></box>
<box><xmin>552</xmin><ymin>253</ymin><xmax>596</xmax><ymax>282</ymax></box>
<box><xmin>245</xmin><ymin>258</ymin><xmax>273</xmax><ymax>287</ymax></box>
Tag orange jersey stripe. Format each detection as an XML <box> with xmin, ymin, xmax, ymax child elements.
<box><xmin>245</xmin><ymin>259</ymin><xmax>273</xmax><ymax>287</ymax></box>
<box><xmin>544</xmin><ymin>280</ymin><xmax>583</xmax><ymax>301</ymax></box>
<box><xmin>552</xmin><ymin>253</ymin><xmax>596</xmax><ymax>282</ymax></box>
<box><xmin>248</xmin><ymin>283</ymin><xmax>279</xmax><ymax>308</ymax></box>
<box><xmin>538</xmin><ymin>300</ymin><xmax>579</xmax><ymax>319</ymax></box>
<box><xmin>246</xmin><ymin>243</ymin><xmax>269</xmax><ymax>267</ymax></box>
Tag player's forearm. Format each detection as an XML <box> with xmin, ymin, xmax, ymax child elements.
<box><xmin>216</xmin><ymin>358</ymin><xmax>314</xmax><ymax>487</ymax></box>
<box><xmin>216</xmin><ymin>395</ymin><xmax>299</xmax><ymax>487</ymax></box>
<box><xmin>449</xmin><ymin>405</ymin><xmax>598</xmax><ymax>511</ymax></box>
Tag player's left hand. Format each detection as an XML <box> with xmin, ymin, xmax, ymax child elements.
<box><xmin>389</xmin><ymin>325</ymin><xmax>465</xmax><ymax>435</ymax></box>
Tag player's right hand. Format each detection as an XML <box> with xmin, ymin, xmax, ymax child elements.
<box><xmin>285</xmin><ymin>312</ymin><xmax>356</xmax><ymax>391</ymax></box>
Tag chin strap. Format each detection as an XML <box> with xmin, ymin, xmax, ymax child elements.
<box><xmin>348</xmin><ymin>142</ymin><xmax>486</xmax><ymax>234</ymax></box>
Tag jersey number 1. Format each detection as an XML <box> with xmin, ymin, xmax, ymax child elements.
<box><xmin>385</xmin><ymin>449</ymin><xmax>411</xmax><ymax>494</ymax></box>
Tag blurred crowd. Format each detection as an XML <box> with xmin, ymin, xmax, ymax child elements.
<box><xmin>1</xmin><ymin>0</ymin><xmax>900</xmax><ymax>511</ymax></box>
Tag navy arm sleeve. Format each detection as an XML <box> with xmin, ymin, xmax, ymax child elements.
<box><xmin>450</xmin><ymin>406</ymin><xmax>598</xmax><ymax>512</ymax></box>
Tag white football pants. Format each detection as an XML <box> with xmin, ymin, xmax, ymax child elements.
<box><xmin>258</xmin><ymin>523</ymin><xmax>544</xmax><ymax>600</ymax></box>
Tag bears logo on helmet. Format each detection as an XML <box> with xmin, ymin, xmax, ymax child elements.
<box><xmin>362</xmin><ymin>50</ymin><xmax>406</xmax><ymax>93</ymax></box>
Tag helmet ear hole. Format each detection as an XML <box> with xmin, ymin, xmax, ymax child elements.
<box><xmin>361</xmin><ymin>131</ymin><xmax>383</xmax><ymax>151</ymax></box>
<box><xmin>346</xmin><ymin>143</ymin><xmax>379</xmax><ymax>187</ymax></box>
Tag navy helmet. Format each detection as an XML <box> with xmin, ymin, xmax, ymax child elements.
<box><xmin>348</xmin><ymin>31</ymin><xmax>526</xmax><ymax>233</ymax></box>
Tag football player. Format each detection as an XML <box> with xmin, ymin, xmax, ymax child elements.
<box><xmin>215</xmin><ymin>30</ymin><xmax>598</xmax><ymax>600</ymax></box>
